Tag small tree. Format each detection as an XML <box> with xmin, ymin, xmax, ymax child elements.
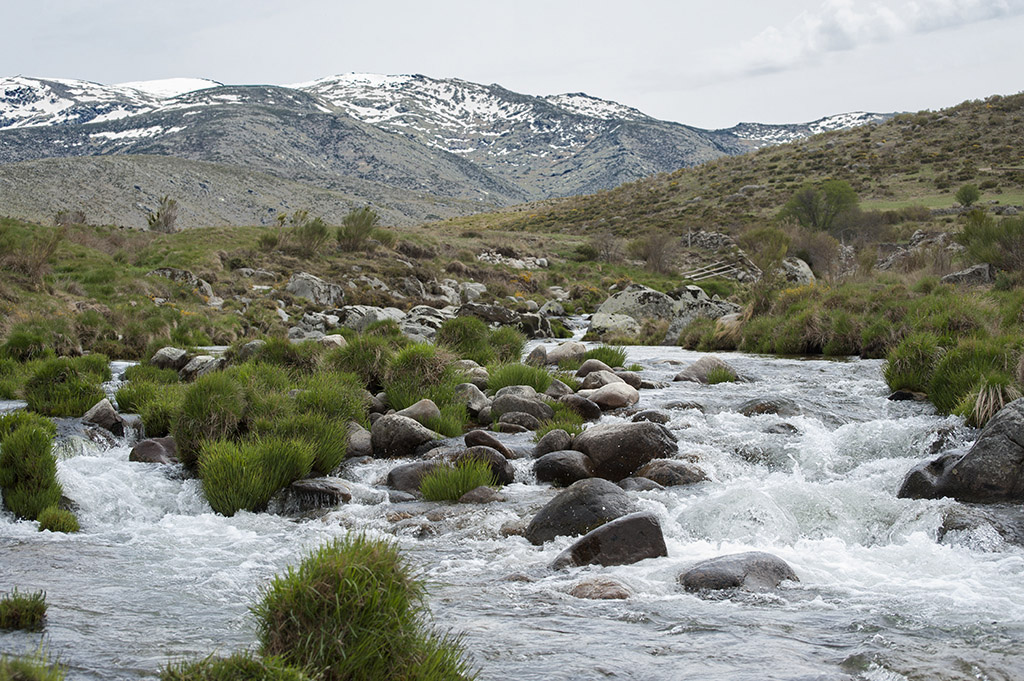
<box><xmin>627</xmin><ymin>231</ymin><xmax>677</xmax><ymax>274</ymax></box>
<box><xmin>290</xmin><ymin>212</ymin><xmax>330</xmax><ymax>257</ymax></box>
<box><xmin>337</xmin><ymin>207</ymin><xmax>381</xmax><ymax>252</ymax></box>
<box><xmin>778</xmin><ymin>180</ymin><xmax>858</xmax><ymax>233</ymax></box>
<box><xmin>956</xmin><ymin>184</ymin><xmax>981</xmax><ymax>208</ymax></box>
<box><xmin>147</xmin><ymin>196</ymin><xmax>179</xmax><ymax>233</ymax></box>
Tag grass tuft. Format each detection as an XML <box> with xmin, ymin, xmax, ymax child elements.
<box><xmin>582</xmin><ymin>346</ymin><xmax>628</xmax><ymax>368</ymax></box>
<box><xmin>486</xmin><ymin>363</ymin><xmax>552</xmax><ymax>393</ymax></box>
<box><xmin>36</xmin><ymin>506</ymin><xmax>79</xmax><ymax>533</ymax></box>
<box><xmin>533</xmin><ymin>401</ymin><xmax>585</xmax><ymax>441</ymax></box>
<box><xmin>420</xmin><ymin>459</ymin><xmax>498</xmax><ymax>502</ymax></box>
<box><xmin>23</xmin><ymin>357</ymin><xmax>106</xmax><ymax>417</ymax></box>
<box><xmin>0</xmin><ymin>647</ymin><xmax>64</xmax><ymax>681</ymax></box>
<box><xmin>0</xmin><ymin>425</ymin><xmax>63</xmax><ymax>522</ymax></box>
<box><xmin>705</xmin><ymin>365</ymin><xmax>739</xmax><ymax>384</ymax></box>
<box><xmin>160</xmin><ymin>652</ymin><xmax>312</xmax><ymax>681</ymax></box>
<box><xmin>198</xmin><ymin>437</ymin><xmax>313</xmax><ymax>517</ymax></box>
<box><xmin>0</xmin><ymin>590</ymin><xmax>47</xmax><ymax>631</ymax></box>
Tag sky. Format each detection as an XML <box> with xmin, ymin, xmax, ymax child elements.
<box><xmin>5</xmin><ymin>0</ymin><xmax>1023</xmax><ymax>128</ymax></box>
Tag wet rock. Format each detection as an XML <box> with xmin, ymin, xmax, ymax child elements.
<box><xmin>459</xmin><ymin>486</ymin><xmax>506</xmax><ymax>504</ymax></box>
<box><xmin>395</xmin><ymin>399</ymin><xmax>442</xmax><ymax>427</ymax></box>
<box><xmin>371</xmin><ymin>414</ymin><xmax>438</xmax><ymax>458</ymax></box>
<box><xmin>492</xmin><ymin>393</ymin><xmax>554</xmax><ymax>422</ymax></box>
<box><xmin>456</xmin><ymin>446</ymin><xmax>515</xmax><ymax>485</ymax></box>
<box><xmin>534</xmin><ymin>429</ymin><xmax>573</xmax><ymax>458</ymax></box>
<box><xmin>534</xmin><ymin>450</ymin><xmax>594</xmax><ymax>487</ymax></box>
<box><xmin>736</xmin><ymin>397</ymin><xmax>801</xmax><ymax>417</ymax></box>
<box><xmin>586</xmin><ymin>383</ymin><xmax>640</xmax><ymax>410</ymax></box>
<box><xmin>573</xmin><ymin>421</ymin><xmax>677</xmax><ymax>481</ymax></box>
<box><xmin>286</xmin><ymin>272</ymin><xmax>344</xmax><ymax>306</ymax></box>
<box><xmin>464</xmin><ymin>430</ymin><xmax>517</xmax><ymax>459</ymax></box>
<box><xmin>665</xmin><ymin>401</ymin><xmax>705</xmax><ymax>412</ymax></box>
<box><xmin>764</xmin><ymin>423</ymin><xmax>800</xmax><ymax>435</ymax></box>
<box><xmin>494</xmin><ymin>423</ymin><xmax>529</xmax><ymax>434</ymax></box>
<box><xmin>83</xmin><ymin>398</ymin><xmax>125</xmax><ymax>436</ymax></box>
<box><xmin>938</xmin><ymin>504</ymin><xmax>1024</xmax><ymax>548</ymax></box>
<box><xmin>546</xmin><ymin>341</ymin><xmax>586</xmax><ymax>365</ymax></box>
<box><xmin>498</xmin><ymin>411</ymin><xmax>542</xmax><ymax>431</ymax></box>
<box><xmin>580</xmin><ymin>369</ymin><xmax>625</xmax><ymax>390</ymax></box>
<box><xmin>389</xmin><ymin>490</ymin><xmax>417</xmax><ymax>503</ymax></box>
<box><xmin>387</xmin><ymin>460</ymin><xmax>445</xmax><ymax>493</ymax></box>
<box><xmin>524</xmin><ymin>478</ymin><xmax>635</xmax><ymax>545</ymax></box>
<box><xmin>635</xmin><ymin>459</ymin><xmax>707</xmax><ymax>487</ymax></box>
<box><xmin>569</xmin><ymin>578</ymin><xmax>632</xmax><ymax>600</ymax></box>
<box><xmin>150</xmin><ymin>346</ymin><xmax>190</xmax><ymax>371</ymax></box>
<box><xmin>552</xmin><ymin>512</ymin><xmax>668</xmax><ymax>569</ymax></box>
<box><xmin>679</xmin><ymin>552</ymin><xmax>799</xmax><ymax>592</ymax></box>
<box><xmin>346</xmin><ymin>421</ymin><xmax>373</xmax><ymax>459</ymax></box>
<box><xmin>618</xmin><ymin>477</ymin><xmax>665</xmax><ymax>492</ymax></box>
<box><xmin>888</xmin><ymin>390</ymin><xmax>928</xmax><ymax>402</ymax></box>
<box><xmin>674</xmin><ymin>356</ymin><xmax>738</xmax><ymax>384</ymax></box>
<box><xmin>897</xmin><ymin>398</ymin><xmax>1024</xmax><ymax>503</ymax></box>
<box><xmin>555</xmin><ymin>394</ymin><xmax>601</xmax><ymax>421</ymax></box>
<box><xmin>632</xmin><ymin>410</ymin><xmax>670</xmax><ymax>425</ymax></box>
<box><xmin>277</xmin><ymin>478</ymin><xmax>352</xmax><ymax>514</ymax></box>
<box><xmin>129</xmin><ymin>436</ymin><xmax>178</xmax><ymax>464</ymax></box>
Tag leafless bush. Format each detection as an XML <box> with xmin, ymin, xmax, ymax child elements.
<box><xmin>628</xmin><ymin>231</ymin><xmax>677</xmax><ymax>274</ymax></box>
<box><xmin>55</xmin><ymin>209</ymin><xmax>86</xmax><ymax>227</ymax></box>
<box><xmin>147</xmin><ymin>196</ymin><xmax>179</xmax><ymax>233</ymax></box>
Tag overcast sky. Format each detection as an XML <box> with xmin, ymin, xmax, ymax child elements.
<box><xmin>6</xmin><ymin>0</ymin><xmax>1023</xmax><ymax>128</ymax></box>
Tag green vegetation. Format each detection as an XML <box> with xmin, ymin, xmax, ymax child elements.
<box><xmin>533</xmin><ymin>402</ymin><xmax>585</xmax><ymax>441</ymax></box>
<box><xmin>252</xmin><ymin>535</ymin><xmax>475</xmax><ymax>681</ymax></box>
<box><xmin>706</xmin><ymin>365</ymin><xmax>739</xmax><ymax>384</ymax></box>
<box><xmin>582</xmin><ymin>345</ymin><xmax>628</xmax><ymax>368</ymax></box>
<box><xmin>0</xmin><ymin>590</ymin><xmax>47</xmax><ymax>631</ymax></box>
<box><xmin>778</xmin><ymin>179</ymin><xmax>859</xmax><ymax>232</ymax></box>
<box><xmin>486</xmin><ymin>363</ymin><xmax>552</xmax><ymax>393</ymax></box>
<box><xmin>958</xmin><ymin>211</ymin><xmax>1024</xmax><ymax>272</ymax></box>
<box><xmin>0</xmin><ymin>648</ymin><xmax>64</xmax><ymax>681</ymax></box>
<box><xmin>337</xmin><ymin>207</ymin><xmax>382</xmax><ymax>252</ymax></box>
<box><xmin>36</xmin><ymin>506</ymin><xmax>80</xmax><ymax>533</ymax></box>
<box><xmin>420</xmin><ymin>459</ymin><xmax>499</xmax><ymax>502</ymax></box>
<box><xmin>23</xmin><ymin>357</ymin><xmax>107</xmax><ymax>417</ymax></box>
<box><xmin>160</xmin><ymin>653</ymin><xmax>312</xmax><ymax>681</ymax></box>
<box><xmin>955</xmin><ymin>184</ymin><xmax>981</xmax><ymax>208</ymax></box>
<box><xmin>436</xmin><ymin>318</ymin><xmax>526</xmax><ymax>366</ymax></box>
<box><xmin>173</xmin><ymin>372</ymin><xmax>248</xmax><ymax>468</ymax></box>
<box><xmin>0</xmin><ymin>424</ymin><xmax>65</xmax><ymax>523</ymax></box>
<box><xmin>198</xmin><ymin>437</ymin><xmax>314</xmax><ymax>517</ymax></box>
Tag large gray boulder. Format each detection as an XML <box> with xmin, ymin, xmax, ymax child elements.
<box><xmin>592</xmin><ymin>284</ymin><xmax>740</xmax><ymax>344</ymax></box>
<box><xmin>83</xmin><ymin>398</ymin><xmax>126</xmax><ymax>436</ymax></box>
<box><xmin>534</xmin><ymin>450</ymin><xmax>595</xmax><ymax>487</ymax></box>
<box><xmin>898</xmin><ymin>398</ymin><xmax>1024</xmax><ymax>503</ymax></box>
<box><xmin>387</xmin><ymin>460</ymin><xmax>445</xmax><ymax>493</ymax></box>
<box><xmin>572</xmin><ymin>421</ymin><xmax>677</xmax><ymax>481</ymax></box>
<box><xmin>546</xmin><ymin>341</ymin><xmax>587</xmax><ymax>365</ymax></box>
<box><xmin>371</xmin><ymin>414</ymin><xmax>438</xmax><ymax>458</ymax></box>
<box><xmin>559</xmin><ymin>394</ymin><xmax>603</xmax><ymax>421</ymax></box>
<box><xmin>585</xmin><ymin>382</ymin><xmax>640</xmax><ymax>410</ymax></box>
<box><xmin>779</xmin><ymin>257</ymin><xmax>815</xmax><ymax>285</ymax></box>
<box><xmin>678</xmin><ymin>552</ymin><xmax>799</xmax><ymax>592</ymax></box>
<box><xmin>552</xmin><ymin>512</ymin><xmax>668</xmax><ymax>569</ymax></box>
<box><xmin>941</xmin><ymin>263</ymin><xmax>995</xmax><ymax>286</ymax></box>
<box><xmin>179</xmin><ymin>355</ymin><xmax>225</xmax><ymax>382</ymax></box>
<box><xmin>150</xmin><ymin>346</ymin><xmax>190</xmax><ymax>371</ymax></box>
<box><xmin>286</xmin><ymin>272</ymin><xmax>344</xmax><ymax>307</ymax></box>
<box><xmin>674</xmin><ymin>356</ymin><xmax>737</xmax><ymax>384</ymax></box>
<box><xmin>395</xmin><ymin>399</ymin><xmax>442</xmax><ymax>427</ymax></box>
<box><xmin>491</xmin><ymin>393</ymin><xmax>554</xmax><ymax>422</ymax></box>
<box><xmin>524</xmin><ymin>478</ymin><xmax>635</xmax><ymax>545</ymax></box>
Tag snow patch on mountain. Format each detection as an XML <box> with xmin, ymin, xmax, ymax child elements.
<box><xmin>114</xmin><ymin>78</ymin><xmax>221</xmax><ymax>99</ymax></box>
<box><xmin>544</xmin><ymin>93</ymin><xmax>648</xmax><ymax>121</ymax></box>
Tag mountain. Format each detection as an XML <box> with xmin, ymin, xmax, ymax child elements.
<box><xmin>0</xmin><ymin>74</ymin><xmax>889</xmax><ymax>228</ymax></box>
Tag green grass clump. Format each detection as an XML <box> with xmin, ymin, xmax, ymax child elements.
<box><xmin>0</xmin><ymin>330</ymin><xmax>51</xmax><ymax>362</ymax></box>
<box><xmin>23</xmin><ymin>358</ymin><xmax>106</xmax><ymax>417</ymax></box>
<box><xmin>262</xmin><ymin>412</ymin><xmax>348</xmax><ymax>476</ymax></box>
<box><xmin>882</xmin><ymin>332</ymin><xmax>942</xmax><ymax>393</ymax></box>
<box><xmin>138</xmin><ymin>385</ymin><xmax>185</xmax><ymax>438</ymax></box>
<box><xmin>198</xmin><ymin>437</ymin><xmax>313</xmax><ymax>517</ymax></box>
<box><xmin>0</xmin><ymin>648</ymin><xmax>64</xmax><ymax>681</ymax></box>
<box><xmin>0</xmin><ymin>590</ymin><xmax>47</xmax><ymax>631</ymax></box>
<box><xmin>123</xmin><ymin>363</ymin><xmax>180</xmax><ymax>384</ymax></box>
<box><xmin>928</xmin><ymin>337</ymin><xmax>1019</xmax><ymax>414</ymax></box>
<box><xmin>326</xmin><ymin>335</ymin><xmax>394</xmax><ymax>391</ymax></box>
<box><xmin>420</xmin><ymin>459</ymin><xmax>499</xmax><ymax>501</ymax></box>
<box><xmin>160</xmin><ymin>653</ymin><xmax>312</xmax><ymax>681</ymax></box>
<box><xmin>252</xmin><ymin>535</ymin><xmax>475</xmax><ymax>681</ymax></box>
<box><xmin>953</xmin><ymin>371</ymin><xmax>1023</xmax><ymax>428</ymax></box>
<box><xmin>294</xmin><ymin>372</ymin><xmax>367</xmax><ymax>424</ymax></box>
<box><xmin>437</xmin><ymin>317</ymin><xmax>493</xmax><ymax>365</ymax></box>
<box><xmin>425</xmin><ymin>404</ymin><xmax>470</xmax><ymax>438</ymax></box>
<box><xmin>533</xmin><ymin>402</ymin><xmax>585</xmax><ymax>442</ymax></box>
<box><xmin>0</xmin><ymin>411</ymin><xmax>56</xmax><ymax>443</ymax></box>
<box><xmin>489</xmin><ymin>326</ymin><xmax>526</xmax><ymax>364</ymax></box>
<box><xmin>114</xmin><ymin>380</ymin><xmax>158</xmax><ymax>414</ymax></box>
<box><xmin>383</xmin><ymin>343</ymin><xmax>463</xmax><ymax>413</ymax></box>
<box><xmin>172</xmin><ymin>372</ymin><xmax>248</xmax><ymax>468</ymax></box>
<box><xmin>582</xmin><ymin>345</ymin><xmax>628</xmax><ymax>368</ymax></box>
<box><xmin>0</xmin><ymin>425</ymin><xmax>63</xmax><ymax>522</ymax></box>
<box><xmin>706</xmin><ymin>365</ymin><xmax>739</xmax><ymax>385</ymax></box>
<box><xmin>486</xmin><ymin>363</ymin><xmax>553</xmax><ymax>393</ymax></box>
<box><xmin>36</xmin><ymin>506</ymin><xmax>79</xmax><ymax>533</ymax></box>
<box><xmin>253</xmin><ymin>338</ymin><xmax>324</xmax><ymax>376</ymax></box>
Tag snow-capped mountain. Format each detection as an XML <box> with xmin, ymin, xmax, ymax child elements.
<box><xmin>0</xmin><ymin>73</ymin><xmax>889</xmax><ymax>227</ymax></box>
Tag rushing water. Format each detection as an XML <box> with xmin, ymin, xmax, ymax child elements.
<box><xmin>2</xmin><ymin>346</ymin><xmax>1023</xmax><ymax>681</ymax></box>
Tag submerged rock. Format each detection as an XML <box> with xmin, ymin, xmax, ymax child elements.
<box><xmin>674</xmin><ymin>356</ymin><xmax>738</xmax><ymax>384</ymax></box>
<box><xmin>569</xmin><ymin>578</ymin><xmax>632</xmax><ymax>600</ymax></box>
<box><xmin>678</xmin><ymin>552</ymin><xmax>799</xmax><ymax>592</ymax></box>
<box><xmin>635</xmin><ymin>459</ymin><xmax>707</xmax><ymax>487</ymax></box>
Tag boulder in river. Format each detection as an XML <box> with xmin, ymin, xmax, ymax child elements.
<box><xmin>129</xmin><ymin>436</ymin><xmax>178</xmax><ymax>465</ymax></box>
<box><xmin>371</xmin><ymin>414</ymin><xmax>438</xmax><ymax>458</ymax></box>
<box><xmin>524</xmin><ymin>478</ymin><xmax>635</xmax><ymax>545</ymax></box>
<box><xmin>551</xmin><ymin>511</ymin><xmax>668</xmax><ymax>569</ymax></box>
<box><xmin>533</xmin><ymin>450</ymin><xmax>595</xmax><ymax>487</ymax></box>
<box><xmin>674</xmin><ymin>356</ymin><xmax>738</xmax><ymax>384</ymax></box>
<box><xmin>572</xmin><ymin>421</ymin><xmax>677</xmax><ymax>481</ymax></box>
<box><xmin>897</xmin><ymin>398</ymin><xmax>1024</xmax><ymax>503</ymax></box>
<box><xmin>83</xmin><ymin>398</ymin><xmax>126</xmax><ymax>437</ymax></box>
<box><xmin>678</xmin><ymin>551</ymin><xmax>799</xmax><ymax>592</ymax></box>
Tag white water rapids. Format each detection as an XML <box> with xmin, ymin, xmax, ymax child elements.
<box><xmin>2</xmin><ymin>346</ymin><xmax>1023</xmax><ymax>680</ymax></box>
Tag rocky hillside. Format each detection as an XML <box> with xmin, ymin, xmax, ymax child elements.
<box><xmin>0</xmin><ymin>74</ymin><xmax>887</xmax><ymax>227</ymax></box>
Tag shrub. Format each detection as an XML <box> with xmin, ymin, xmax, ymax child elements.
<box><xmin>955</xmin><ymin>184</ymin><xmax>981</xmax><ymax>207</ymax></box>
<box><xmin>420</xmin><ymin>459</ymin><xmax>498</xmax><ymax>502</ymax></box>
<box><xmin>437</xmin><ymin>317</ymin><xmax>493</xmax><ymax>365</ymax></box>
<box><xmin>0</xmin><ymin>589</ymin><xmax>47</xmax><ymax>631</ymax></box>
<box><xmin>383</xmin><ymin>344</ymin><xmax>460</xmax><ymax>411</ymax></box>
<box><xmin>252</xmin><ymin>535</ymin><xmax>475</xmax><ymax>681</ymax></box>
<box><xmin>160</xmin><ymin>652</ymin><xmax>312</xmax><ymax>681</ymax></box>
<box><xmin>487</xmin><ymin>363</ymin><xmax>552</xmax><ymax>393</ymax></box>
<box><xmin>958</xmin><ymin>211</ymin><xmax>1024</xmax><ymax>272</ymax></box>
<box><xmin>954</xmin><ymin>371</ymin><xmax>1022</xmax><ymax>428</ymax></box>
<box><xmin>489</xmin><ymin>326</ymin><xmax>526</xmax><ymax>364</ymax></box>
<box><xmin>72</xmin><ymin>353</ymin><xmax>111</xmax><ymax>382</ymax></box>
<box><xmin>582</xmin><ymin>345</ymin><xmax>628</xmax><ymax>368</ymax></box>
<box><xmin>198</xmin><ymin>437</ymin><xmax>313</xmax><ymax>516</ymax></box>
<box><xmin>294</xmin><ymin>372</ymin><xmax>367</xmax><ymax>423</ymax></box>
<box><xmin>883</xmin><ymin>332</ymin><xmax>942</xmax><ymax>393</ymax></box>
<box><xmin>292</xmin><ymin>215</ymin><xmax>331</xmax><ymax>258</ymax></box>
<box><xmin>0</xmin><ymin>425</ymin><xmax>63</xmax><ymax>521</ymax></box>
<box><xmin>139</xmin><ymin>386</ymin><xmax>185</xmax><ymax>438</ymax></box>
<box><xmin>706</xmin><ymin>365</ymin><xmax>739</xmax><ymax>384</ymax></box>
<box><xmin>148</xmin><ymin>195</ymin><xmax>179</xmax><ymax>233</ymax></box>
<box><xmin>336</xmin><ymin>207</ymin><xmax>381</xmax><ymax>252</ymax></box>
<box><xmin>115</xmin><ymin>380</ymin><xmax>158</xmax><ymax>414</ymax></box>
<box><xmin>23</xmin><ymin>358</ymin><xmax>106</xmax><ymax>417</ymax></box>
<box><xmin>123</xmin><ymin>363</ymin><xmax>180</xmax><ymax>384</ymax></box>
<box><xmin>264</xmin><ymin>412</ymin><xmax>348</xmax><ymax>476</ymax></box>
<box><xmin>172</xmin><ymin>372</ymin><xmax>248</xmax><ymax>468</ymax></box>
<box><xmin>36</xmin><ymin>506</ymin><xmax>79</xmax><ymax>533</ymax></box>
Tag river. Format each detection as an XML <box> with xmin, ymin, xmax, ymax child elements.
<box><xmin>1</xmin><ymin>345</ymin><xmax>1022</xmax><ymax>680</ymax></box>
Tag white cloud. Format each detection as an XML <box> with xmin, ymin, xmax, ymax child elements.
<box><xmin>724</xmin><ymin>0</ymin><xmax>1024</xmax><ymax>77</ymax></box>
